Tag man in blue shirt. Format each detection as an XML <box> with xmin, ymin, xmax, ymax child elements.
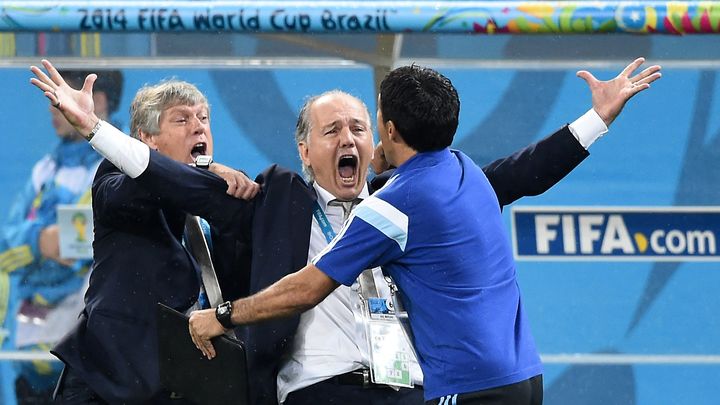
<box><xmin>186</xmin><ymin>60</ymin><xmax>661</xmax><ymax>404</ymax></box>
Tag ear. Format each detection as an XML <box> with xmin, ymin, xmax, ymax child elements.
<box><xmin>139</xmin><ymin>130</ymin><xmax>158</xmax><ymax>150</ymax></box>
<box><xmin>298</xmin><ymin>141</ymin><xmax>311</xmax><ymax>168</ymax></box>
<box><xmin>386</xmin><ymin>120</ymin><xmax>403</xmax><ymax>145</ymax></box>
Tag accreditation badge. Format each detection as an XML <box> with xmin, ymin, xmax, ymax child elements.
<box><xmin>362</xmin><ymin>297</ymin><xmax>414</xmax><ymax>388</ymax></box>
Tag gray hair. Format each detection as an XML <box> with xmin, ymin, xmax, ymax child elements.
<box><xmin>294</xmin><ymin>90</ymin><xmax>371</xmax><ymax>181</ymax></box>
<box><xmin>129</xmin><ymin>80</ymin><xmax>209</xmax><ymax>139</ymax></box>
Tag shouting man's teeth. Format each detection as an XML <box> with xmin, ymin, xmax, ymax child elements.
<box><xmin>191</xmin><ymin>143</ymin><xmax>206</xmax><ymax>158</ymax></box>
<box><xmin>338</xmin><ymin>155</ymin><xmax>358</xmax><ymax>184</ymax></box>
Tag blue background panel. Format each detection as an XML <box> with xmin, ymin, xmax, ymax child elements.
<box><xmin>0</xmin><ymin>63</ymin><xmax>718</xmax><ymax>404</ymax></box>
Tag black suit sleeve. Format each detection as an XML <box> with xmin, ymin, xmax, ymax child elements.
<box><xmin>481</xmin><ymin>125</ymin><xmax>589</xmax><ymax>208</ymax></box>
<box><xmin>92</xmin><ymin>159</ymin><xmax>160</xmax><ymax>227</ymax></box>
<box><xmin>133</xmin><ymin>150</ymin><xmax>254</xmax><ymax>240</ymax></box>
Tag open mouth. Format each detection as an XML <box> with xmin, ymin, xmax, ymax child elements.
<box><xmin>191</xmin><ymin>142</ymin><xmax>207</xmax><ymax>159</ymax></box>
<box><xmin>338</xmin><ymin>154</ymin><xmax>358</xmax><ymax>184</ymax></box>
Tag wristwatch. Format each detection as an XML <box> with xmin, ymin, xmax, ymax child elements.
<box><xmin>215</xmin><ymin>301</ymin><xmax>233</xmax><ymax>329</ymax></box>
<box><xmin>194</xmin><ymin>155</ymin><xmax>213</xmax><ymax>169</ymax></box>
<box><xmin>85</xmin><ymin>120</ymin><xmax>103</xmax><ymax>141</ymax></box>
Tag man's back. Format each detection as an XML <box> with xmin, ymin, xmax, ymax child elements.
<box><xmin>316</xmin><ymin>148</ymin><xmax>542</xmax><ymax>400</ymax></box>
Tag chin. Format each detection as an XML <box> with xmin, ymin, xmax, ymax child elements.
<box><xmin>336</xmin><ymin>184</ymin><xmax>362</xmax><ymax>200</ymax></box>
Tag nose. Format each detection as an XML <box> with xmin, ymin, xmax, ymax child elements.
<box><xmin>339</xmin><ymin>126</ymin><xmax>355</xmax><ymax>148</ymax></box>
<box><xmin>191</xmin><ymin>115</ymin><xmax>207</xmax><ymax>136</ymax></box>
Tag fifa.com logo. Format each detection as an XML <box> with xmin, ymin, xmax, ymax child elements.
<box><xmin>534</xmin><ymin>214</ymin><xmax>717</xmax><ymax>255</ymax></box>
<box><xmin>512</xmin><ymin>207</ymin><xmax>720</xmax><ymax>260</ymax></box>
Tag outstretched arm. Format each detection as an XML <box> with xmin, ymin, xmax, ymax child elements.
<box><xmin>484</xmin><ymin>57</ymin><xmax>662</xmax><ymax>206</ymax></box>
<box><xmin>188</xmin><ymin>263</ymin><xmax>338</xmax><ymax>358</ymax></box>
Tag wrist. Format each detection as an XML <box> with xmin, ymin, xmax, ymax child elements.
<box><xmin>78</xmin><ymin>113</ymin><xmax>101</xmax><ymax>138</ymax></box>
<box><xmin>85</xmin><ymin>119</ymin><xmax>103</xmax><ymax>141</ymax></box>
<box><xmin>215</xmin><ymin>300</ymin><xmax>234</xmax><ymax>329</ymax></box>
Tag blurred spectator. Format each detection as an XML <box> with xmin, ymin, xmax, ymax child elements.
<box><xmin>0</xmin><ymin>69</ymin><xmax>123</xmax><ymax>405</ymax></box>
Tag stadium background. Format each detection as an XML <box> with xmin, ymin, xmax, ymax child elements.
<box><xmin>1</xmin><ymin>1</ymin><xmax>719</xmax><ymax>404</ymax></box>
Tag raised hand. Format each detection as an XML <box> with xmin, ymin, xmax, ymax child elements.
<box><xmin>371</xmin><ymin>141</ymin><xmax>391</xmax><ymax>174</ymax></box>
<box><xmin>208</xmin><ymin>162</ymin><xmax>261</xmax><ymax>200</ymax></box>
<box><xmin>576</xmin><ymin>57</ymin><xmax>662</xmax><ymax>127</ymax></box>
<box><xmin>30</xmin><ymin>59</ymin><xmax>99</xmax><ymax>135</ymax></box>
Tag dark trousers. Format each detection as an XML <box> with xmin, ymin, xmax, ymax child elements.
<box><xmin>53</xmin><ymin>366</ymin><xmax>195</xmax><ymax>405</ymax></box>
<box><xmin>426</xmin><ymin>375</ymin><xmax>543</xmax><ymax>405</ymax></box>
<box><xmin>285</xmin><ymin>377</ymin><xmax>425</xmax><ymax>405</ymax></box>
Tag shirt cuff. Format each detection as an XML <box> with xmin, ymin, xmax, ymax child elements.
<box><xmin>88</xmin><ymin>121</ymin><xmax>150</xmax><ymax>178</ymax></box>
<box><xmin>568</xmin><ymin>109</ymin><xmax>609</xmax><ymax>149</ymax></box>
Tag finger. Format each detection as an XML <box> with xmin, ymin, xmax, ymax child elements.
<box><xmin>30</xmin><ymin>77</ymin><xmax>54</xmax><ymax>94</ymax></box>
<box><xmin>81</xmin><ymin>73</ymin><xmax>97</xmax><ymax>95</ymax></box>
<box><xmin>575</xmin><ymin>70</ymin><xmax>597</xmax><ymax>86</ymax></box>
<box><xmin>248</xmin><ymin>183</ymin><xmax>260</xmax><ymax>199</ymax></box>
<box><xmin>620</xmin><ymin>57</ymin><xmax>645</xmax><ymax>78</ymax></box>
<box><xmin>630</xmin><ymin>65</ymin><xmax>661</xmax><ymax>83</ymax></box>
<box><xmin>41</xmin><ymin>59</ymin><xmax>68</xmax><ymax>87</ymax></box>
<box><xmin>41</xmin><ymin>90</ymin><xmax>59</xmax><ymax>107</ymax></box>
<box><xmin>225</xmin><ymin>179</ymin><xmax>238</xmax><ymax>197</ymax></box>
<box><xmin>635</xmin><ymin>72</ymin><xmax>662</xmax><ymax>86</ymax></box>
<box><xmin>188</xmin><ymin>324</ymin><xmax>202</xmax><ymax>352</ymax></box>
<box><xmin>234</xmin><ymin>177</ymin><xmax>251</xmax><ymax>199</ymax></box>
<box><xmin>203</xmin><ymin>340</ymin><xmax>216</xmax><ymax>359</ymax></box>
<box><xmin>237</xmin><ymin>179</ymin><xmax>252</xmax><ymax>199</ymax></box>
<box><xmin>200</xmin><ymin>340</ymin><xmax>215</xmax><ymax>360</ymax></box>
<box><xmin>192</xmin><ymin>331</ymin><xmax>212</xmax><ymax>358</ymax></box>
<box><xmin>30</xmin><ymin>65</ymin><xmax>55</xmax><ymax>88</ymax></box>
<box><xmin>630</xmin><ymin>82</ymin><xmax>651</xmax><ymax>96</ymax></box>
<box><xmin>241</xmin><ymin>182</ymin><xmax>259</xmax><ymax>200</ymax></box>
<box><xmin>238</xmin><ymin>182</ymin><xmax>251</xmax><ymax>200</ymax></box>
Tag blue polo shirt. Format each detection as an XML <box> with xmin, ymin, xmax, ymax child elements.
<box><xmin>313</xmin><ymin>148</ymin><xmax>542</xmax><ymax>400</ymax></box>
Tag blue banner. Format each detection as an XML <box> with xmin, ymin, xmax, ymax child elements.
<box><xmin>1</xmin><ymin>1</ymin><xmax>719</xmax><ymax>34</ymax></box>
<box><xmin>512</xmin><ymin>207</ymin><xmax>720</xmax><ymax>261</ymax></box>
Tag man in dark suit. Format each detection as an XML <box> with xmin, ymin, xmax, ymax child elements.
<box><xmin>32</xmin><ymin>58</ymin><xmax>657</xmax><ymax>404</ymax></box>
<box><xmin>28</xmin><ymin>68</ymin><xmax>258</xmax><ymax>404</ymax></box>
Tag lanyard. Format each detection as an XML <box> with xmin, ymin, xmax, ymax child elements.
<box><xmin>314</xmin><ymin>200</ymin><xmax>416</xmax><ymax>386</ymax></box>
<box><xmin>312</xmin><ymin>202</ymin><xmax>337</xmax><ymax>244</ymax></box>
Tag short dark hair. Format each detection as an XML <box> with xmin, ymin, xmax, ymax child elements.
<box><xmin>61</xmin><ymin>69</ymin><xmax>124</xmax><ymax>115</ymax></box>
<box><xmin>379</xmin><ymin>65</ymin><xmax>459</xmax><ymax>152</ymax></box>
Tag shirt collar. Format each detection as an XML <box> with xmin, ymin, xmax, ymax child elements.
<box><xmin>313</xmin><ymin>181</ymin><xmax>370</xmax><ymax>211</ymax></box>
<box><xmin>394</xmin><ymin>148</ymin><xmax>453</xmax><ymax>175</ymax></box>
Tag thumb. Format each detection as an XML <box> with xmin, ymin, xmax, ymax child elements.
<box><xmin>576</xmin><ymin>70</ymin><xmax>597</xmax><ymax>86</ymax></box>
<box><xmin>81</xmin><ymin>73</ymin><xmax>97</xmax><ymax>95</ymax></box>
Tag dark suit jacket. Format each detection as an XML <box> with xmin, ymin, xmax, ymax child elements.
<box><xmin>132</xmin><ymin>125</ymin><xmax>588</xmax><ymax>404</ymax></box>
<box><xmin>51</xmin><ymin>160</ymin><xmax>201</xmax><ymax>403</ymax></box>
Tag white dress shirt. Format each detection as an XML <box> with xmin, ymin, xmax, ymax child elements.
<box><xmin>276</xmin><ymin>182</ymin><xmax>385</xmax><ymax>403</ymax></box>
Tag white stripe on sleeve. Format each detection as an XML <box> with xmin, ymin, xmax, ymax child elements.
<box><xmin>354</xmin><ymin>197</ymin><xmax>408</xmax><ymax>251</ymax></box>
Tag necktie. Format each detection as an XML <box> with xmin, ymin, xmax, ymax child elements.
<box><xmin>327</xmin><ymin>198</ymin><xmax>362</xmax><ymax>221</ymax></box>
<box><xmin>184</xmin><ymin>215</ymin><xmax>224</xmax><ymax>308</ymax></box>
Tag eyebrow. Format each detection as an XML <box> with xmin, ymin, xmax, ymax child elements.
<box><xmin>320</xmin><ymin>118</ymin><xmax>368</xmax><ymax>130</ymax></box>
<box><xmin>168</xmin><ymin>105</ymin><xmax>208</xmax><ymax>114</ymax></box>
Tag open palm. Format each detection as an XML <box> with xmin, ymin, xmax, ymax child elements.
<box><xmin>30</xmin><ymin>59</ymin><xmax>99</xmax><ymax>134</ymax></box>
<box><xmin>577</xmin><ymin>57</ymin><xmax>662</xmax><ymax>126</ymax></box>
